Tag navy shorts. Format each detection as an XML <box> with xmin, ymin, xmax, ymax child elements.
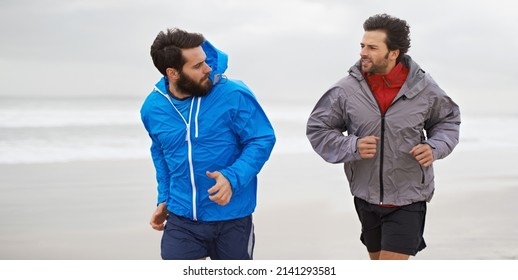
<box><xmin>161</xmin><ymin>213</ymin><xmax>255</xmax><ymax>260</ymax></box>
<box><xmin>354</xmin><ymin>197</ymin><xmax>427</xmax><ymax>256</ymax></box>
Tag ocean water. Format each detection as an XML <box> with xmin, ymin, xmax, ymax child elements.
<box><xmin>0</xmin><ymin>96</ymin><xmax>149</xmax><ymax>164</ymax></box>
<box><xmin>0</xmin><ymin>96</ymin><xmax>517</xmax><ymax>164</ymax></box>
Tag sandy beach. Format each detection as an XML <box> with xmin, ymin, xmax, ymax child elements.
<box><xmin>1</xmin><ymin>145</ymin><xmax>517</xmax><ymax>260</ymax></box>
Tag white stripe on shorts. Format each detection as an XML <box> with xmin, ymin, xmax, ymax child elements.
<box><xmin>247</xmin><ymin>219</ymin><xmax>255</xmax><ymax>259</ymax></box>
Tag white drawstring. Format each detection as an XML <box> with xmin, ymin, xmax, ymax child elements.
<box><xmin>195</xmin><ymin>97</ymin><xmax>201</xmax><ymax>138</ymax></box>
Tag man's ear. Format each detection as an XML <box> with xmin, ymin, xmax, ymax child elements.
<box><xmin>166</xmin><ymin>68</ymin><xmax>179</xmax><ymax>80</ymax></box>
<box><xmin>390</xmin><ymin>49</ymin><xmax>400</xmax><ymax>61</ymax></box>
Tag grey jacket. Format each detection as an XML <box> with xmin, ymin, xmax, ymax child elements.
<box><xmin>306</xmin><ymin>56</ymin><xmax>460</xmax><ymax>205</ymax></box>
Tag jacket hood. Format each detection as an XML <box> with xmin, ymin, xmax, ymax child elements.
<box><xmin>201</xmin><ymin>40</ymin><xmax>228</xmax><ymax>83</ymax></box>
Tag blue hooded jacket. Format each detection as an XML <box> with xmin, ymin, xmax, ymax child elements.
<box><xmin>140</xmin><ymin>40</ymin><xmax>276</xmax><ymax>222</ymax></box>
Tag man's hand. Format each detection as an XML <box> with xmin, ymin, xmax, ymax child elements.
<box><xmin>410</xmin><ymin>143</ymin><xmax>434</xmax><ymax>167</ymax></box>
<box><xmin>206</xmin><ymin>171</ymin><xmax>233</xmax><ymax>206</ymax></box>
<box><xmin>357</xmin><ymin>135</ymin><xmax>380</xmax><ymax>159</ymax></box>
<box><xmin>150</xmin><ymin>202</ymin><xmax>168</xmax><ymax>231</ymax></box>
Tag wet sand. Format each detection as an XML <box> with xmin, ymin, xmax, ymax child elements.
<box><xmin>0</xmin><ymin>147</ymin><xmax>517</xmax><ymax>260</ymax></box>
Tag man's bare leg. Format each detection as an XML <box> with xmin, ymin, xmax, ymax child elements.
<box><xmin>369</xmin><ymin>250</ymin><xmax>409</xmax><ymax>260</ymax></box>
<box><xmin>368</xmin><ymin>251</ymin><xmax>380</xmax><ymax>260</ymax></box>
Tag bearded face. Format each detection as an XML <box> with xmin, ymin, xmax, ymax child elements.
<box><xmin>360</xmin><ymin>30</ymin><xmax>398</xmax><ymax>75</ymax></box>
<box><xmin>361</xmin><ymin>50</ymin><xmax>390</xmax><ymax>74</ymax></box>
<box><xmin>176</xmin><ymin>71</ymin><xmax>212</xmax><ymax>97</ymax></box>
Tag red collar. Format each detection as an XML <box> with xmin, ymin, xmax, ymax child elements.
<box><xmin>363</xmin><ymin>62</ymin><xmax>408</xmax><ymax>88</ymax></box>
<box><xmin>362</xmin><ymin>62</ymin><xmax>409</xmax><ymax>114</ymax></box>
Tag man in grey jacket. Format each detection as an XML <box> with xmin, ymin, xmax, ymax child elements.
<box><xmin>306</xmin><ymin>14</ymin><xmax>460</xmax><ymax>260</ymax></box>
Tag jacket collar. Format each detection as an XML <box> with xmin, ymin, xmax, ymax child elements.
<box><xmin>349</xmin><ymin>55</ymin><xmax>428</xmax><ymax>99</ymax></box>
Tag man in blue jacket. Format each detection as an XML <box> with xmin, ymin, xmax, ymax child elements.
<box><xmin>140</xmin><ymin>28</ymin><xmax>276</xmax><ymax>260</ymax></box>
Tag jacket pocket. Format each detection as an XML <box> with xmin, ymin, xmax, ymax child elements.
<box><xmin>419</xmin><ymin>165</ymin><xmax>425</xmax><ymax>184</ymax></box>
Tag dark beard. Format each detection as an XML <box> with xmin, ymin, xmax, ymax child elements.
<box><xmin>176</xmin><ymin>72</ymin><xmax>212</xmax><ymax>97</ymax></box>
<box><xmin>361</xmin><ymin>51</ymin><xmax>390</xmax><ymax>74</ymax></box>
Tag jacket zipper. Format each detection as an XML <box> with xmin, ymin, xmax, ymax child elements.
<box><xmin>359</xmin><ymin>84</ymin><xmax>386</xmax><ymax>205</ymax></box>
<box><xmin>378</xmin><ymin>95</ymin><xmax>408</xmax><ymax>204</ymax></box>
<box><xmin>189</xmin><ymin>97</ymin><xmax>201</xmax><ymax>219</ymax></box>
<box><xmin>365</xmin><ymin>81</ymin><xmax>387</xmax><ymax>205</ymax></box>
<box><xmin>186</xmin><ymin>98</ymin><xmax>199</xmax><ymax>221</ymax></box>
<box><xmin>379</xmin><ymin>114</ymin><xmax>385</xmax><ymax>204</ymax></box>
<box><xmin>157</xmin><ymin>88</ymin><xmax>200</xmax><ymax>221</ymax></box>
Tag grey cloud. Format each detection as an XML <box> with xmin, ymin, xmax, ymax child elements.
<box><xmin>0</xmin><ymin>0</ymin><xmax>516</xmax><ymax>114</ymax></box>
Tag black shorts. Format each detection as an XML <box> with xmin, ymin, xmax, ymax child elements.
<box><xmin>161</xmin><ymin>213</ymin><xmax>255</xmax><ymax>260</ymax></box>
<box><xmin>354</xmin><ymin>197</ymin><xmax>427</xmax><ymax>256</ymax></box>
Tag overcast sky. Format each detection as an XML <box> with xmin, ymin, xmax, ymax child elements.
<box><xmin>1</xmin><ymin>0</ymin><xmax>517</xmax><ymax>114</ymax></box>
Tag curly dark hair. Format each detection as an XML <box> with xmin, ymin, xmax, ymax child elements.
<box><xmin>150</xmin><ymin>28</ymin><xmax>205</xmax><ymax>76</ymax></box>
<box><xmin>363</xmin><ymin>14</ymin><xmax>411</xmax><ymax>63</ymax></box>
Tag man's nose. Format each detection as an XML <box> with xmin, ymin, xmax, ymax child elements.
<box><xmin>360</xmin><ymin>47</ymin><xmax>368</xmax><ymax>57</ymax></box>
<box><xmin>204</xmin><ymin>63</ymin><xmax>212</xmax><ymax>73</ymax></box>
